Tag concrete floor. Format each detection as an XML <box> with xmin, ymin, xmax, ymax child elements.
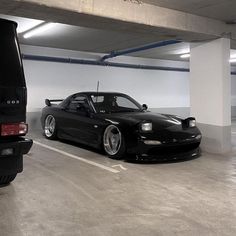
<box><xmin>1</xmin><ymin>125</ymin><xmax>236</xmax><ymax>236</ymax></box>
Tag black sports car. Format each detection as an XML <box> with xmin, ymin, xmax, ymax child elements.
<box><xmin>41</xmin><ymin>92</ymin><xmax>201</xmax><ymax>160</ymax></box>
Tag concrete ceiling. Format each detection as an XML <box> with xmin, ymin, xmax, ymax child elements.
<box><xmin>0</xmin><ymin>14</ymin><xmax>169</xmax><ymax>53</ymax></box>
<box><xmin>0</xmin><ymin>14</ymin><xmax>189</xmax><ymax>60</ymax></box>
<box><xmin>1</xmin><ymin>13</ymin><xmax>236</xmax><ymax>64</ymax></box>
<box><xmin>20</xmin><ymin>23</ymin><xmax>162</xmax><ymax>53</ymax></box>
<box><xmin>142</xmin><ymin>0</ymin><xmax>236</xmax><ymax>22</ymax></box>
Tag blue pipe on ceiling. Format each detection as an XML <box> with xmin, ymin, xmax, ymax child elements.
<box><xmin>22</xmin><ymin>54</ymin><xmax>189</xmax><ymax>72</ymax></box>
<box><xmin>100</xmin><ymin>40</ymin><xmax>182</xmax><ymax>61</ymax></box>
<box><xmin>22</xmin><ymin>54</ymin><xmax>236</xmax><ymax>75</ymax></box>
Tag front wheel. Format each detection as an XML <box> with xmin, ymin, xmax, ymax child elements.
<box><xmin>0</xmin><ymin>174</ymin><xmax>17</xmax><ymax>186</ymax></box>
<box><xmin>44</xmin><ymin>115</ymin><xmax>57</xmax><ymax>139</ymax></box>
<box><xmin>103</xmin><ymin>125</ymin><xmax>126</xmax><ymax>160</ymax></box>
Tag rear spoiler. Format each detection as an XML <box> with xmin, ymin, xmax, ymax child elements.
<box><xmin>45</xmin><ymin>99</ymin><xmax>63</xmax><ymax>106</ymax></box>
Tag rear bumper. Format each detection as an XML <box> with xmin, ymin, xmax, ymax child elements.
<box><xmin>0</xmin><ymin>138</ymin><xmax>33</xmax><ymax>175</ymax></box>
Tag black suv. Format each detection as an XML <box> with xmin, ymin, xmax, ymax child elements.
<box><xmin>0</xmin><ymin>19</ymin><xmax>32</xmax><ymax>185</ymax></box>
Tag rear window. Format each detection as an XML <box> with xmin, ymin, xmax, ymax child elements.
<box><xmin>0</xmin><ymin>21</ymin><xmax>25</xmax><ymax>87</ymax></box>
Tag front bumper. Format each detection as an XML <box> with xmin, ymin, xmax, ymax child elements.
<box><xmin>127</xmin><ymin>138</ymin><xmax>201</xmax><ymax>161</ymax></box>
<box><xmin>0</xmin><ymin>137</ymin><xmax>33</xmax><ymax>175</ymax></box>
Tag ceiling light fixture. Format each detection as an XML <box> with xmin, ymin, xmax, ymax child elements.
<box><xmin>177</xmin><ymin>48</ymin><xmax>190</xmax><ymax>55</ymax></box>
<box><xmin>230</xmin><ymin>54</ymin><xmax>236</xmax><ymax>59</ymax></box>
<box><xmin>230</xmin><ymin>58</ymin><xmax>236</xmax><ymax>63</ymax></box>
<box><xmin>17</xmin><ymin>20</ymin><xmax>44</xmax><ymax>34</ymax></box>
<box><xmin>23</xmin><ymin>22</ymin><xmax>56</xmax><ymax>39</ymax></box>
<box><xmin>180</xmin><ymin>53</ymin><xmax>190</xmax><ymax>59</ymax></box>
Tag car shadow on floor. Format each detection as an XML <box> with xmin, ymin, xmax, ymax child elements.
<box><xmin>52</xmin><ymin>136</ymin><xmax>201</xmax><ymax>165</ymax></box>
<box><xmin>57</xmin><ymin>138</ymin><xmax>105</xmax><ymax>155</ymax></box>
<box><xmin>125</xmin><ymin>154</ymin><xmax>200</xmax><ymax>165</ymax></box>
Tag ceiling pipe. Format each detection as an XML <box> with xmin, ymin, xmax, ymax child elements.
<box><xmin>22</xmin><ymin>54</ymin><xmax>236</xmax><ymax>75</ymax></box>
<box><xmin>100</xmin><ymin>40</ymin><xmax>182</xmax><ymax>62</ymax></box>
<box><xmin>22</xmin><ymin>54</ymin><xmax>188</xmax><ymax>72</ymax></box>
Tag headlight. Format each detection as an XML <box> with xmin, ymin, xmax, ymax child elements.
<box><xmin>141</xmin><ymin>122</ymin><xmax>152</xmax><ymax>132</ymax></box>
<box><xmin>189</xmin><ymin>119</ymin><xmax>196</xmax><ymax>127</ymax></box>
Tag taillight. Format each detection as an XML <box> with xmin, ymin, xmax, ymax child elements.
<box><xmin>1</xmin><ymin>123</ymin><xmax>28</xmax><ymax>136</ymax></box>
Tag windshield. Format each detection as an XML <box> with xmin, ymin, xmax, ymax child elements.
<box><xmin>90</xmin><ymin>94</ymin><xmax>142</xmax><ymax>114</ymax></box>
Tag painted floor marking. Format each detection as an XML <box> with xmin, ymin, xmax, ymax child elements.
<box><xmin>232</xmin><ymin>132</ymin><xmax>236</xmax><ymax>134</ymax></box>
<box><xmin>34</xmin><ymin>141</ymin><xmax>120</xmax><ymax>174</ymax></box>
<box><xmin>112</xmin><ymin>164</ymin><xmax>127</xmax><ymax>171</ymax></box>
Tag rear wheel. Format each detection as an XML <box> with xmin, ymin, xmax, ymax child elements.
<box><xmin>103</xmin><ymin>125</ymin><xmax>126</xmax><ymax>160</ymax></box>
<box><xmin>44</xmin><ymin>115</ymin><xmax>57</xmax><ymax>139</ymax></box>
<box><xmin>0</xmin><ymin>174</ymin><xmax>17</xmax><ymax>186</ymax></box>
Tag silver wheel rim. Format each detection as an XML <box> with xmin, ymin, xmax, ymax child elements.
<box><xmin>45</xmin><ymin>115</ymin><xmax>56</xmax><ymax>137</ymax></box>
<box><xmin>103</xmin><ymin>125</ymin><xmax>121</xmax><ymax>156</ymax></box>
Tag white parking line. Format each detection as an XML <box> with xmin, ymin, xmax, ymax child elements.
<box><xmin>112</xmin><ymin>164</ymin><xmax>127</xmax><ymax>171</ymax></box>
<box><xmin>232</xmin><ymin>132</ymin><xmax>236</xmax><ymax>134</ymax></box>
<box><xmin>34</xmin><ymin>141</ymin><xmax>120</xmax><ymax>174</ymax></box>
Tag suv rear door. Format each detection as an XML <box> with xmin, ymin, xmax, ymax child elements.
<box><xmin>0</xmin><ymin>19</ymin><xmax>32</xmax><ymax>186</ymax></box>
<box><xmin>0</xmin><ymin>19</ymin><xmax>26</xmax><ymax>124</ymax></box>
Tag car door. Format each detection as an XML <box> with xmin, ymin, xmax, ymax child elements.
<box><xmin>61</xmin><ymin>94</ymin><xmax>101</xmax><ymax>146</ymax></box>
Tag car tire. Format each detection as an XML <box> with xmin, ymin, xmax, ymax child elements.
<box><xmin>0</xmin><ymin>174</ymin><xmax>17</xmax><ymax>186</ymax></box>
<box><xmin>103</xmin><ymin>125</ymin><xmax>126</xmax><ymax>160</ymax></box>
<box><xmin>44</xmin><ymin>115</ymin><xmax>57</xmax><ymax>139</ymax></box>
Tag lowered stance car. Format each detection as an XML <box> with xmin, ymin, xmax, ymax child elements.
<box><xmin>41</xmin><ymin>92</ymin><xmax>201</xmax><ymax>160</ymax></box>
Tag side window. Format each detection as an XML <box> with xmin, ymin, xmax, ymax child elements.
<box><xmin>91</xmin><ymin>95</ymin><xmax>105</xmax><ymax>113</ymax></box>
<box><xmin>68</xmin><ymin>95</ymin><xmax>87</xmax><ymax>112</ymax></box>
<box><xmin>116</xmin><ymin>96</ymin><xmax>137</xmax><ymax>109</ymax></box>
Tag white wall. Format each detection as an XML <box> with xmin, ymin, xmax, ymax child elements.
<box><xmin>22</xmin><ymin>46</ymin><xmax>190</xmax><ymax>112</ymax></box>
<box><xmin>21</xmin><ymin>45</ymin><xmax>236</xmax><ymax>119</ymax></box>
<box><xmin>232</xmin><ymin>75</ymin><xmax>236</xmax><ymax>118</ymax></box>
<box><xmin>190</xmin><ymin>38</ymin><xmax>231</xmax><ymax>126</ymax></box>
<box><xmin>232</xmin><ymin>75</ymin><xmax>236</xmax><ymax>106</ymax></box>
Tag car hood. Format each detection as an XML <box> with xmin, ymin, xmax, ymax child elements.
<box><xmin>103</xmin><ymin>111</ymin><xmax>182</xmax><ymax>129</ymax></box>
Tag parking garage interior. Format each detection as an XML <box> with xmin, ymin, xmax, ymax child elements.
<box><xmin>1</xmin><ymin>0</ymin><xmax>236</xmax><ymax>235</ymax></box>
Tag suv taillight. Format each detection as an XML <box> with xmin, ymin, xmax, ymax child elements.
<box><xmin>1</xmin><ymin>123</ymin><xmax>28</xmax><ymax>136</ymax></box>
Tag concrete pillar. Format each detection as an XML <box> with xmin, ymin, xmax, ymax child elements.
<box><xmin>190</xmin><ymin>38</ymin><xmax>231</xmax><ymax>154</ymax></box>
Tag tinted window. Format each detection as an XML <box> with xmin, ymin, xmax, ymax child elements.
<box><xmin>0</xmin><ymin>21</ymin><xmax>25</xmax><ymax>87</ymax></box>
<box><xmin>90</xmin><ymin>94</ymin><xmax>142</xmax><ymax>113</ymax></box>
<box><xmin>116</xmin><ymin>96</ymin><xmax>139</xmax><ymax>109</ymax></box>
<box><xmin>68</xmin><ymin>95</ymin><xmax>89</xmax><ymax>112</ymax></box>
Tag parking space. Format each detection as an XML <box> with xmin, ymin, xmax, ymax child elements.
<box><xmin>1</xmin><ymin>2</ymin><xmax>236</xmax><ymax>235</ymax></box>
<box><xmin>0</xmin><ymin>124</ymin><xmax>236</xmax><ymax>236</ymax></box>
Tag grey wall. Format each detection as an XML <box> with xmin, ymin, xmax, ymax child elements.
<box><xmin>232</xmin><ymin>74</ymin><xmax>236</xmax><ymax>118</ymax></box>
<box><xmin>22</xmin><ymin>45</ymin><xmax>236</xmax><ymax>131</ymax></box>
<box><xmin>150</xmin><ymin>107</ymin><xmax>190</xmax><ymax>117</ymax></box>
<box><xmin>232</xmin><ymin>106</ymin><xmax>236</xmax><ymax>118</ymax></box>
<box><xmin>27</xmin><ymin>111</ymin><xmax>42</xmax><ymax>131</ymax></box>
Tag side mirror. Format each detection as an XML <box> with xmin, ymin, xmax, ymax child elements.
<box><xmin>142</xmin><ymin>104</ymin><xmax>148</xmax><ymax>111</ymax></box>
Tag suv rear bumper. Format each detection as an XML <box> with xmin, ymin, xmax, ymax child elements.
<box><xmin>0</xmin><ymin>138</ymin><xmax>33</xmax><ymax>175</ymax></box>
